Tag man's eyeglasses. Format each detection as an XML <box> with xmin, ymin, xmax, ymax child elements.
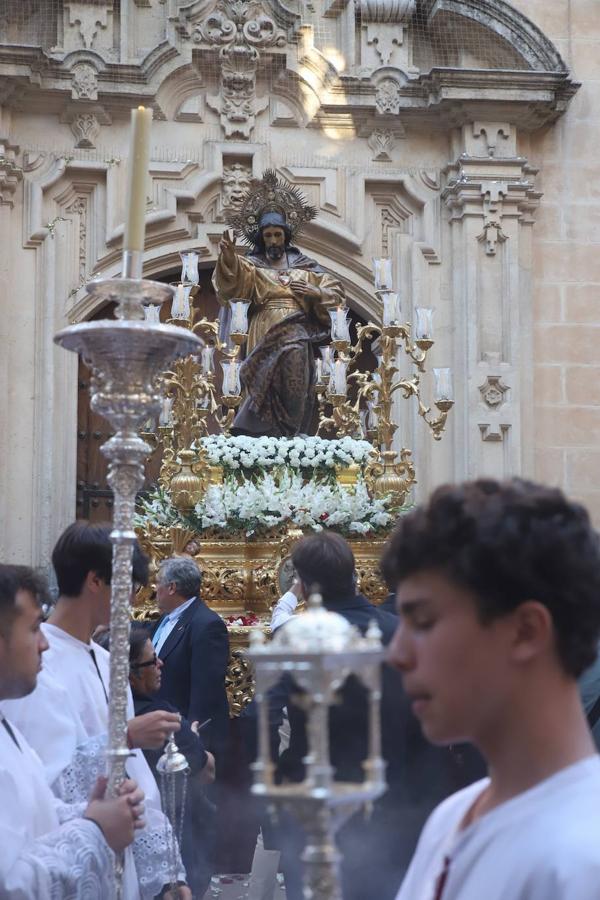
<box><xmin>131</xmin><ymin>653</ymin><xmax>159</xmax><ymax>670</ymax></box>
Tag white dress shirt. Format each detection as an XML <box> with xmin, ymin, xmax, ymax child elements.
<box><xmin>270</xmin><ymin>590</ymin><xmax>299</xmax><ymax>631</ymax></box>
<box><xmin>153</xmin><ymin>595</ymin><xmax>196</xmax><ymax>655</ymax></box>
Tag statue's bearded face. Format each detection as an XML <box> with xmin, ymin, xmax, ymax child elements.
<box><xmin>262</xmin><ymin>225</ymin><xmax>286</xmax><ymax>260</ymax></box>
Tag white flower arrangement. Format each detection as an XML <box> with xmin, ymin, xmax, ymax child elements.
<box><xmin>136</xmin><ymin>473</ymin><xmax>395</xmax><ymax>538</ymax></box>
<box><xmin>200</xmin><ymin>435</ymin><xmax>374</xmax><ymax>474</ymax></box>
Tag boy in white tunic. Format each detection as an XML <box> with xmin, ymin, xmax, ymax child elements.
<box><xmin>4</xmin><ymin>522</ymin><xmax>192</xmax><ymax>900</ymax></box>
<box><xmin>0</xmin><ymin>564</ymin><xmax>145</xmax><ymax>898</ymax></box>
<box><xmin>381</xmin><ymin>478</ymin><xmax>600</xmax><ymax>900</ymax></box>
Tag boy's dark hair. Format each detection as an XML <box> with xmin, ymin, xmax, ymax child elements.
<box><xmin>52</xmin><ymin>521</ymin><xmax>149</xmax><ymax>597</ymax></box>
<box><xmin>380</xmin><ymin>478</ymin><xmax>600</xmax><ymax>678</ymax></box>
<box><xmin>291</xmin><ymin>531</ymin><xmax>356</xmax><ymax>604</ymax></box>
<box><xmin>0</xmin><ymin>564</ymin><xmax>49</xmax><ymax>636</ymax></box>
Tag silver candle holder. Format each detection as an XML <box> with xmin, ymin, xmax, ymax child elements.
<box><xmin>54</xmin><ymin>251</ymin><xmax>202</xmax><ymax>895</ymax></box>
<box><xmin>157</xmin><ymin>732</ymin><xmax>190</xmax><ymax>895</ymax></box>
<box><xmin>246</xmin><ymin>593</ymin><xmax>387</xmax><ymax>900</ymax></box>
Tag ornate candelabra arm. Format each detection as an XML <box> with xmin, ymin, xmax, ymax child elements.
<box><xmin>419</xmin><ymin>399</ymin><xmax>455</xmax><ymax>441</ymax></box>
<box><xmin>399</xmin><ymin>332</ymin><xmax>430</xmax><ymax>372</ymax></box>
<box><xmin>192</xmin><ymin>317</ymin><xmax>220</xmax><ymax>344</ymax></box>
<box><xmin>215</xmin><ymin>396</ymin><xmax>241</xmax><ymax>435</ymax></box>
<box><xmin>158</xmin><ymin>426</ymin><xmax>178</xmax><ymax>491</ymax></box>
<box><xmin>346</xmin><ymin>323</ymin><xmax>381</xmax><ymax>363</ymax></box>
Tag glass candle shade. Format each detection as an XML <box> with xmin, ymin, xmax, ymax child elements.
<box><xmin>200</xmin><ymin>345</ymin><xmax>215</xmax><ymax>374</ymax></box>
<box><xmin>433</xmin><ymin>367</ymin><xmax>454</xmax><ymax>403</ymax></box>
<box><xmin>229</xmin><ymin>300</ymin><xmax>250</xmax><ymax>335</ymax></box>
<box><xmin>414</xmin><ymin>307</ymin><xmax>434</xmax><ymax>341</ymax></box>
<box><xmin>320</xmin><ymin>346</ymin><xmax>333</xmax><ymax>379</ymax></box>
<box><xmin>381</xmin><ymin>292</ymin><xmax>401</xmax><ymax>327</ymax></box>
<box><xmin>143</xmin><ymin>303</ymin><xmax>160</xmax><ymax>324</ymax></box>
<box><xmin>180</xmin><ymin>251</ymin><xmax>199</xmax><ymax>285</ymax></box>
<box><xmin>329</xmin><ymin>358</ymin><xmax>348</xmax><ymax>396</ymax></box>
<box><xmin>171</xmin><ymin>283</ymin><xmax>192</xmax><ymax>319</ymax></box>
<box><xmin>159</xmin><ymin>396</ymin><xmax>174</xmax><ymax>427</ymax></box>
<box><xmin>372</xmin><ymin>257</ymin><xmax>393</xmax><ymax>291</ymax></box>
<box><xmin>329</xmin><ymin>306</ymin><xmax>351</xmax><ymax>343</ymax></box>
<box><xmin>196</xmin><ymin>391</ymin><xmax>210</xmax><ymax>410</ymax></box>
<box><xmin>221</xmin><ymin>360</ymin><xmax>241</xmax><ymax>396</ymax></box>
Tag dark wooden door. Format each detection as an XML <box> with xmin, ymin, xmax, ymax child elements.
<box><xmin>76</xmin><ymin>266</ymin><xmax>219</xmax><ymax>521</ymax></box>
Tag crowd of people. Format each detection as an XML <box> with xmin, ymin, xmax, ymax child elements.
<box><xmin>2</xmin><ymin>477</ymin><xmax>600</xmax><ymax>898</ymax></box>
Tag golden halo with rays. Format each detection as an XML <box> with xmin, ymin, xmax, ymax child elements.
<box><xmin>226</xmin><ymin>169</ymin><xmax>317</xmax><ymax>246</ymax></box>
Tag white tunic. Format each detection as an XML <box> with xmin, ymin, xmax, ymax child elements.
<box><xmin>396</xmin><ymin>756</ymin><xmax>600</xmax><ymax>900</ymax></box>
<box><xmin>0</xmin><ymin>711</ymin><xmax>112</xmax><ymax>898</ymax></box>
<box><xmin>4</xmin><ymin>623</ymin><xmax>185</xmax><ymax>900</ymax></box>
<box><xmin>3</xmin><ymin>623</ymin><xmax>160</xmax><ymax>808</ymax></box>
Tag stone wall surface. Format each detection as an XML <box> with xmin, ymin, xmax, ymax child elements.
<box><xmin>510</xmin><ymin>0</ymin><xmax>600</xmax><ymax>520</ymax></box>
<box><xmin>0</xmin><ymin>0</ymin><xmax>596</xmax><ymax>568</ymax></box>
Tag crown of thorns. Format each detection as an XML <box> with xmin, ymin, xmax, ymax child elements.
<box><xmin>226</xmin><ymin>169</ymin><xmax>317</xmax><ymax>245</ymax></box>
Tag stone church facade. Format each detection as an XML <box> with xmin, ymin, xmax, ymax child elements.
<box><xmin>0</xmin><ymin>0</ymin><xmax>597</xmax><ymax>571</ymax></box>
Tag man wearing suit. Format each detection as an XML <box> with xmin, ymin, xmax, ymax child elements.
<box><xmin>152</xmin><ymin>556</ymin><xmax>230</xmax><ymax>756</ymax></box>
<box><xmin>152</xmin><ymin>556</ymin><xmax>229</xmax><ymax>894</ymax></box>
<box><xmin>274</xmin><ymin>532</ymin><xmax>485</xmax><ymax>900</ymax></box>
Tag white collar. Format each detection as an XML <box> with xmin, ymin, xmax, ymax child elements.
<box><xmin>164</xmin><ymin>595</ymin><xmax>196</xmax><ymax>623</ymax></box>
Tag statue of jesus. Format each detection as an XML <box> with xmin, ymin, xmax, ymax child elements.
<box><xmin>212</xmin><ymin>172</ymin><xmax>345</xmax><ymax>437</ymax></box>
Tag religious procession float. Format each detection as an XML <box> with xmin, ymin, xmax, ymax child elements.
<box><xmin>132</xmin><ymin>169</ymin><xmax>455</xmax><ymax>715</ymax></box>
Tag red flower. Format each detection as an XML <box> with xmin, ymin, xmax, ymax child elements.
<box><xmin>319</xmin><ymin>512</ymin><xmax>330</xmax><ymax>521</ymax></box>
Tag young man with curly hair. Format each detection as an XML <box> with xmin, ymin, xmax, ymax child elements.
<box><xmin>382</xmin><ymin>478</ymin><xmax>600</xmax><ymax>900</ymax></box>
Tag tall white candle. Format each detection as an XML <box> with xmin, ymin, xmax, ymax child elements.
<box><xmin>124</xmin><ymin>106</ymin><xmax>153</xmax><ymax>252</ymax></box>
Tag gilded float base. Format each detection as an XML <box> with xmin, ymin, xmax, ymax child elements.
<box><xmin>134</xmin><ymin>523</ymin><xmax>391</xmax><ymax>716</ymax></box>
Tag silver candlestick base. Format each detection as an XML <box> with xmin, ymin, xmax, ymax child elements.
<box><xmin>54</xmin><ymin>255</ymin><xmax>202</xmax><ymax>896</ymax></box>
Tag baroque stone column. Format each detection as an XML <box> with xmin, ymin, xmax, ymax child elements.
<box><xmin>442</xmin><ymin>122</ymin><xmax>539</xmax><ymax>480</ymax></box>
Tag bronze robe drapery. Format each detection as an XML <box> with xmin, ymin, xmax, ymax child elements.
<box><xmin>212</xmin><ymin>246</ymin><xmax>345</xmax><ymax>437</ymax></box>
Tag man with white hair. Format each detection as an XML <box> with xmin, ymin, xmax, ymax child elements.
<box><xmin>152</xmin><ymin>556</ymin><xmax>229</xmax><ymax>752</ymax></box>
<box><xmin>152</xmin><ymin>556</ymin><xmax>230</xmax><ymax>895</ymax></box>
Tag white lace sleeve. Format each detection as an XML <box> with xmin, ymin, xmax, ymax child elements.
<box><xmin>2</xmin><ymin>818</ymin><xmax>113</xmax><ymax>899</ymax></box>
<box><xmin>52</xmin><ymin>734</ymin><xmax>187</xmax><ymax>899</ymax></box>
<box><xmin>52</xmin><ymin>733</ymin><xmax>108</xmax><ymax>804</ymax></box>
<box><xmin>133</xmin><ymin>803</ymin><xmax>187</xmax><ymax>900</ymax></box>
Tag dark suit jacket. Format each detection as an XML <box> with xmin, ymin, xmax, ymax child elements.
<box><xmin>133</xmin><ymin>692</ymin><xmax>208</xmax><ymax>777</ymax></box>
<box><xmin>380</xmin><ymin>591</ymin><xmax>398</xmax><ymax>614</ymax></box>
<box><xmin>153</xmin><ymin>598</ymin><xmax>230</xmax><ymax>753</ymax></box>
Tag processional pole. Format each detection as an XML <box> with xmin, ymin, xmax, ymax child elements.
<box><xmin>54</xmin><ymin>106</ymin><xmax>202</xmax><ymax>896</ymax></box>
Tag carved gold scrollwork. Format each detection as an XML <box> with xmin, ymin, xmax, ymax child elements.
<box><xmin>225</xmin><ymin>648</ymin><xmax>255</xmax><ymax>718</ymax></box>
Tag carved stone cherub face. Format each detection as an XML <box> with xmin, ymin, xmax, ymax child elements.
<box><xmin>222</xmin><ymin>164</ymin><xmax>252</xmax><ymax>209</ymax></box>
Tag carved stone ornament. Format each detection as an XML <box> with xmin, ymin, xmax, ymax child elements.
<box><xmin>71</xmin><ymin>62</ymin><xmax>98</xmax><ymax>101</ymax></box>
<box><xmin>375</xmin><ymin>78</ymin><xmax>401</xmax><ymax>115</ymax></box>
<box><xmin>222</xmin><ymin>163</ymin><xmax>253</xmax><ymax>210</ymax></box>
<box><xmin>368</xmin><ymin>128</ymin><xmax>395</xmax><ymax>161</ymax></box>
<box><xmin>359</xmin><ymin>0</ymin><xmax>416</xmax><ymax>22</ymax></box>
<box><xmin>207</xmin><ymin>44</ymin><xmax>268</xmax><ymax>140</ymax></box>
<box><xmin>478</xmin><ymin>182</ymin><xmax>507</xmax><ymax>256</ymax></box>
<box><xmin>70</xmin><ymin>112</ymin><xmax>100</xmax><ymax>148</ymax></box>
<box><xmin>66</xmin><ymin>1</ymin><xmax>111</xmax><ymax>51</ymax></box>
<box><xmin>193</xmin><ymin>0</ymin><xmax>286</xmax><ymax>49</ymax></box>
<box><xmin>200</xmin><ymin>1</ymin><xmax>281</xmax><ymax>139</ymax></box>
<box><xmin>0</xmin><ymin>141</ymin><xmax>23</xmax><ymax>208</ymax></box>
<box><xmin>479</xmin><ymin>375</ymin><xmax>509</xmax><ymax>409</ymax></box>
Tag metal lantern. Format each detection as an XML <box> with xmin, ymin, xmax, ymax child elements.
<box><xmin>246</xmin><ymin>593</ymin><xmax>387</xmax><ymax>900</ymax></box>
